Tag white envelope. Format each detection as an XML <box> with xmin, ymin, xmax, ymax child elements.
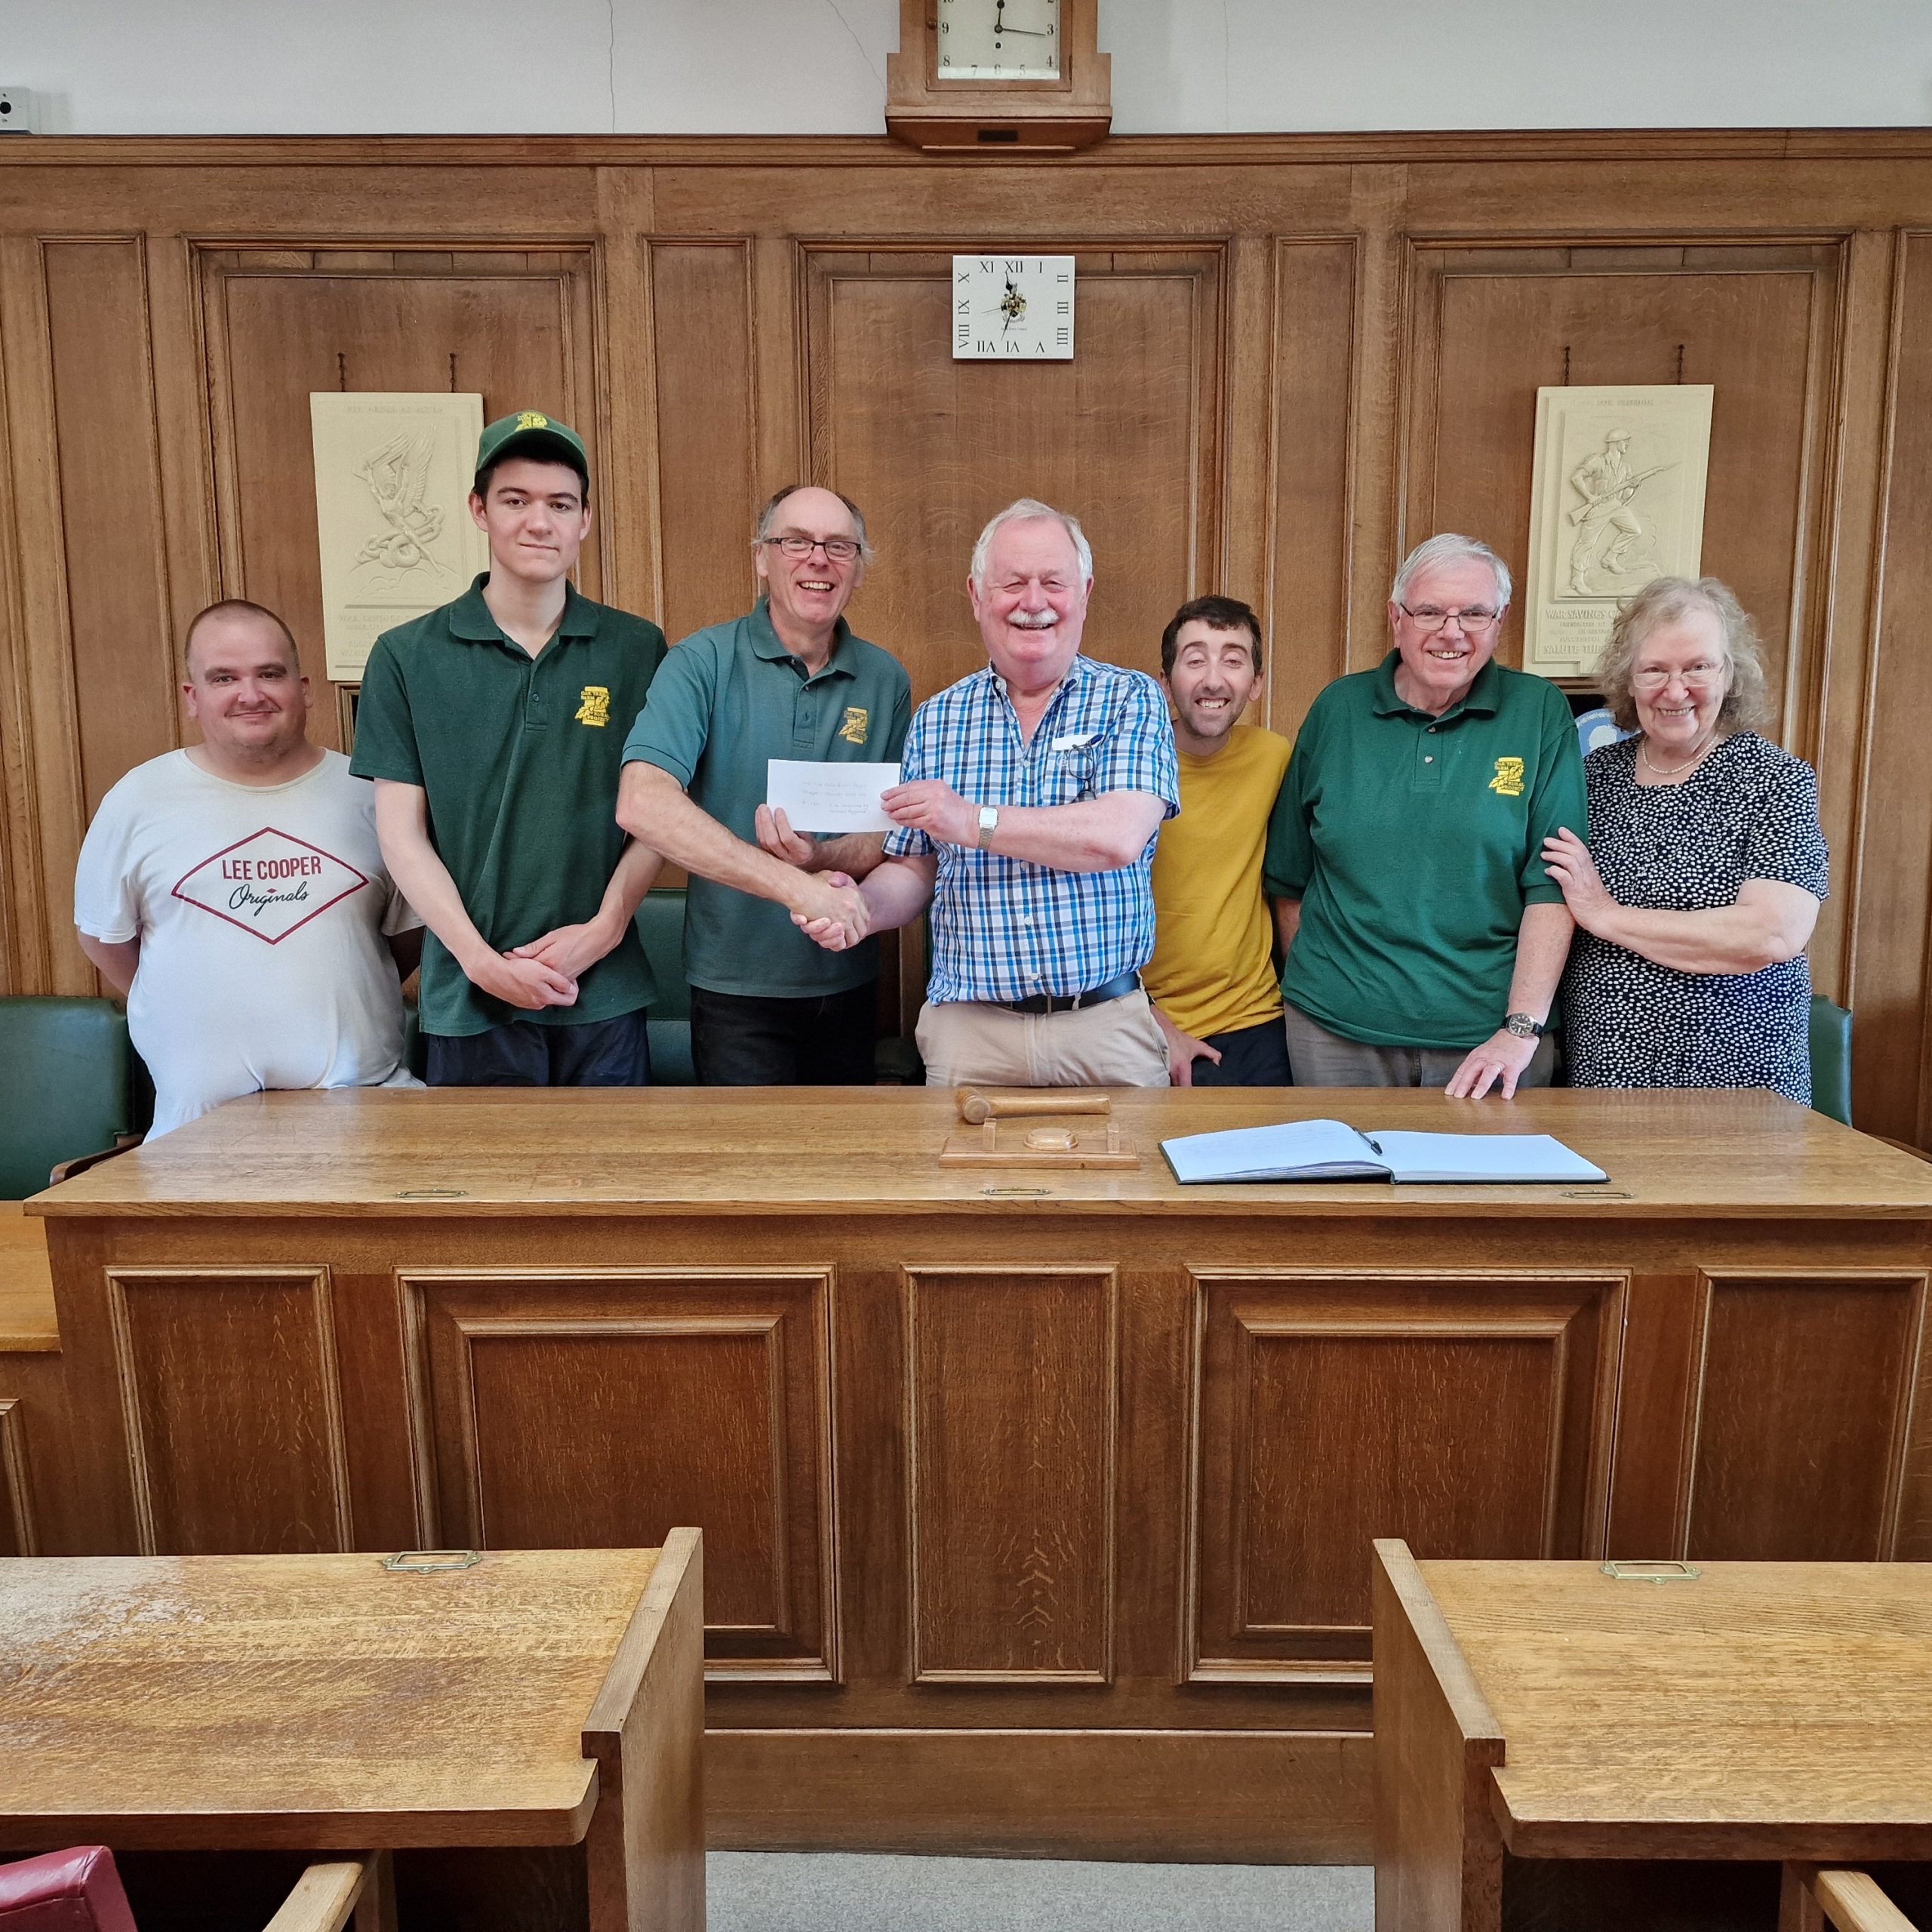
<box><xmin>766</xmin><ymin>759</ymin><xmax>901</xmax><ymax>834</ymax></box>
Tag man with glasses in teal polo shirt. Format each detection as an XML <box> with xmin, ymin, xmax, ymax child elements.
<box><xmin>1263</xmin><ymin>532</ymin><xmax>1586</xmax><ymax>1098</ymax></box>
<box><xmin>351</xmin><ymin>411</ymin><xmax>667</xmax><ymax>1086</ymax></box>
<box><xmin>617</xmin><ymin>485</ymin><xmax>911</xmax><ymax>1084</ymax></box>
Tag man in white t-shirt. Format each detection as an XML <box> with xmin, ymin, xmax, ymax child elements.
<box><xmin>74</xmin><ymin>600</ymin><xmax>423</xmax><ymax>1138</ymax></box>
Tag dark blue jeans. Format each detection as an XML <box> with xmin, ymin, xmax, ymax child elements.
<box><xmin>425</xmin><ymin>1009</ymin><xmax>651</xmax><ymax>1087</ymax></box>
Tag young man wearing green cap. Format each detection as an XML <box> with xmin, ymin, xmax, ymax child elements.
<box><xmin>350</xmin><ymin>410</ymin><xmax>669</xmax><ymax>1084</ymax></box>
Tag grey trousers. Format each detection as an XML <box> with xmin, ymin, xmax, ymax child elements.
<box><xmin>1281</xmin><ymin>1003</ymin><xmax>1556</xmax><ymax>1089</ymax></box>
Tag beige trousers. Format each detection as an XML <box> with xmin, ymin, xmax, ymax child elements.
<box><xmin>1281</xmin><ymin>1002</ymin><xmax>1556</xmax><ymax>1089</ymax></box>
<box><xmin>917</xmin><ymin>990</ymin><xmax>1172</xmax><ymax>1090</ymax></box>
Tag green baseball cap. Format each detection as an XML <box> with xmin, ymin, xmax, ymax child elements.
<box><xmin>474</xmin><ymin>410</ymin><xmax>589</xmax><ymax>491</ymax></box>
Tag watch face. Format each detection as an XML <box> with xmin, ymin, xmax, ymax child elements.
<box><xmin>952</xmin><ymin>254</ymin><xmax>1075</xmax><ymax>361</ymax></box>
<box><xmin>936</xmin><ymin>0</ymin><xmax>1062</xmax><ymax>81</ymax></box>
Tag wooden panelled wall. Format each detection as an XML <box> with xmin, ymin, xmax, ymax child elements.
<box><xmin>2</xmin><ymin>134</ymin><xmax>1932</xmax><ymax>1135</ymax></box>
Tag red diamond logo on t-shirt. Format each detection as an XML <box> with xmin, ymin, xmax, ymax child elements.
<box><xmin>172</xmin><ymin>827</ymin><xmax>369</xmax><ymax>943</ymax></box>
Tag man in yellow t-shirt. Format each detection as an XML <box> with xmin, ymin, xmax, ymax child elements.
<box><xmin>1146</xmin><ymin>595</ymin><xmax>1294</xmax><ymax>1085</ymax></box>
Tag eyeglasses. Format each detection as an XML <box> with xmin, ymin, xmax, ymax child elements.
<box><xmin>1398</xmin><ymin>603</ymin><xmax>1501</xmax><ymax>632</ymax></box>
<box><xmin>762</xmin><ymin>534</ymin><xmax>861</xmax><ymax>562</ymax></box>
<box><xmin>1632</xmin><ymin>660</ymin><xmax>1726</xmax><ymax>690</ymax></box>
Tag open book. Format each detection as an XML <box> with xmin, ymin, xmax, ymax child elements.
<box><xmin>1159</xmin><ymin>1118</ymin><xmax>1608</xmax><ymax>1186</ymax></box>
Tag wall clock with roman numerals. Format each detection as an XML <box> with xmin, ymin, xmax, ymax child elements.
<box><xmin>952</xmin><ymin>255</ymin><xmax>1075</xmax><ymax>360</ymax></box>
<box><xmin>885</xmin><ymin>0</ymin><xmax>1110</xmax><ymax>153</ymax></box>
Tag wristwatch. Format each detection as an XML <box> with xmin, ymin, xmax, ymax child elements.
<box><xmin>1504</xmin><ymin>1012</ymin><xmax>1545</xmax><ymax>1039</ymax></box>
<box><xmin>976</xmin><ymin>805</ymin><xmax>1000</xmax><ymax>851</ymax></box>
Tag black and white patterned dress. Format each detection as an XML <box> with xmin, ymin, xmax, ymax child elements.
<box><xmin>1561</xmin><ymin>733</ymin><xmax>1829</xmax><ymax>1105</ymax></box>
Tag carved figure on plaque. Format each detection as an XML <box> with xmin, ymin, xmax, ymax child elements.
<box><xmin>351</xmin><ymin>431</ymin><xmax>452</xmax><ymax>580</ymax></box>
<box><xmin>311</xmin><ymin>392</ymin><xmax>490</xmax><ymax>683</ymax></box>
<box><xmin>1565</xmin><ymin>427</ymin><xmax>1674</xmax><ymax>595</ymax></box>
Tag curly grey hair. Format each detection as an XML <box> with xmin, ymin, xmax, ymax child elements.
<box><xmin>1594</xmin><ymin>576</ymin><xmax>1770</xmax><ymax>734</ymax></box>
<box><xmin>970</xmin><ymin>499</ymin><xmax>1094</xmax><ymax>590</ymax></box>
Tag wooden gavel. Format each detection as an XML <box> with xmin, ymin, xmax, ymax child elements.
<box><xmin>956</xmin><ymin>1088</ymin><xmax>1112</xmax><ymax>1124</ymax></box>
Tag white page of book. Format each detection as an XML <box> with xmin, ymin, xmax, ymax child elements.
<box><xmin>1364</xmin><ymin>1131</ymin><xmax>1607</xmax><ymax>1184</ymax></box>
<box><xmin>1159</xmin><ymin>1118</ymin><xmax>1386</xmax><ymax>1183</ymax></box>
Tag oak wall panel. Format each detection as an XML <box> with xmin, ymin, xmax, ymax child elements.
<box><xmin>402</xmin><ymin>1267</ymin><xmax>835</xmax><ymax>1677</ymax></box>
<box><xmin>1860</xmin><ymin>231</ymin><xmax>1932</xmax><ymax>1146</ymax></box>
<box><xmin>807</xmin><ymin>247</ymin><xmax>1222</xmax><ymax>705</ymax></box>
<box><xmin>1188</xmin><ymin>1270</ymin><xmax>1622</xmax><ymax>1676</ymax></box>
<box><xmin>105</xmin><ymin>1266</ymin><xmax>352</xmax><ymax>1554</ymax></box>
<box><xmin>1266</xmin><ymin>238</ymin><xmax>1358</xmax><ymax>730</ymax></box>
<box><xmin>905</xmin><ymin>1267</ymin><xmax>1117</xmax><ymax>1682</ymax></box>
<box><xmin>1403</xmin><ymin>245</ymin><xmax>1838</xmax><ymax>747</ymax></box>
<box><xmin>648</xmin><ymin>241</ymin><xmax>758</xmax><ymax>644</ymax></box>
<box><xmin>42</xmin><ymin>238</ymin><xmax>177</xmax><ymax>815</ymax></box>
<box><xmin>202</xmin><ymin>254</ymin><xmax>598</xmax><ymax>750</ymax></box>
<box><xmin>1681</xmin><ymin>1270</ymin><xmax>1926</xmax><ymax>1561</ymax></box>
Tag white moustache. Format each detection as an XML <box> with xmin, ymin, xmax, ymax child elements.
<box><xmin>1009</xmin><ymin>612</ymin><xmax>1057</xmax><ymax>629</ymax></box>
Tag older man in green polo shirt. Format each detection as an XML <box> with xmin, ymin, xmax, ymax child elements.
<box><xmin>351</xmin><ymin>411</ymin><xmax>668</xmax><ymax>1086</ymax></box>
<box><xmin>1263</xmin><ymin>531</ymin><xmax>1586</xmax><ymax>1097</ymax></box>
<box><xmin>617</xmin><ymin>484</ymin><xmax>911</xmax><ymax>1084</ymax></box>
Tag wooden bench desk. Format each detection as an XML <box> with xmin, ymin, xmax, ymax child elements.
<box><xmin>12</xmin><ymin>1086</ymin><xmax>1932</xmax><ymax>1861</ymax></box>
<box><xmin>1374</xmin><ymin>1540</ymin><xmax>1932</xmax><ymax>1931</ymax></box>
<box><xmin>0</xmin><ymin>1538</ymin><xmax>704</xmax><ymax>1932</ymax></box>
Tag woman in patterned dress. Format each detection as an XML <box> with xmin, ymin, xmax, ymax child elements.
<box><xmin>1543</xmin><ymin>577</ymin><xmax>1828</xmax><ymax>1105</ymax></box>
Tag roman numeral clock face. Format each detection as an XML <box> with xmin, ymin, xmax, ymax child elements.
<box><xmin>936</xmin><ymin>0</ymin><xmax>1062</xmax><ymax>80</ymax></box>
<box><xmin>952</xmin><ymin>255</ymin><xmax>1075</xmax><ymax>361</ymax></box>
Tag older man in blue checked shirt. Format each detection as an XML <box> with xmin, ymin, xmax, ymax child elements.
<box><xmin>796</xmin><ymin>497</ymin><xmax>1180</xmax><ymax>1088</ymax></box>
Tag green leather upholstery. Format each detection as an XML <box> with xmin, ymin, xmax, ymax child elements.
<box><xmin>1808</xmin><ymin>992</ymin><xmax>1853</xmax><ymax>1127</ymax></box>
<box><xmin>635</xmin><ymin>888</ymin><xmax>695</xmax><ymax>1085</ymax></box>
<box><xmin>0</xmin><ymin>995</ymin><xmax>133</xmax><ymax>1198</ymax></box>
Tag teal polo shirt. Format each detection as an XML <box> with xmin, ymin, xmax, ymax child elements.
<box><xmin>1263</xmin><ymin>652</ymin><xmax>1586</xmax><ymax>1051</ymax></box>
<box><xmin>350</xmin><ymin>574</ymin><xmax>667</xmax><ymax>1037</ymax></box>
<box><xmin>621</xmin><ymin>600</ymin><xmax>912</xmax><ymax>998</ymax></box>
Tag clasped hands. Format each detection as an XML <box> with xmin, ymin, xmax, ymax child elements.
<box><xmin>463</xmin><ymin>914</ymin><xmax>629</xmax><ymax>1012</ymax></box>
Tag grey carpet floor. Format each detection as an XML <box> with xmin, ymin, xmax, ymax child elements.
<box><xmin>708</xmin><ymin>1853</ymin><xmax>1374</xmax><ymax>1932</ymax></box>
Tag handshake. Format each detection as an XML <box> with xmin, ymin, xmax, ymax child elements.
<box><xmin>789</xmin><ymin>872</ymin><xmax>870</xmax><ymax>952</ymax></box>
<box><xmin>754</xmin><ymin>801</ymin><xmax>872</xmax><ymax>952</ymax></box>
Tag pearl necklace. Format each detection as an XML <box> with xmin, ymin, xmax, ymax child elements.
<box><xmin>1638</xmin><ymin>730</ymin><xmax>1718</xmax><ymax>780</ymax></box>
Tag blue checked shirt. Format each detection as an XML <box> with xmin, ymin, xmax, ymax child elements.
<box><xmin>884</xmin><ymin>654</ymin><xmax>1180</xmax><ymax>1004</ymax></box>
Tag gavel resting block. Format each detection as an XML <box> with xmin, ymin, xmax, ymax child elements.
<box><xmin>940</xmin><ymin>1089</ymin><xmax>1140</xmax><ymax>1168</ymax></box>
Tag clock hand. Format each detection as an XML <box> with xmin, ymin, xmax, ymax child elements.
<box><xmin>990</xmin><ymin>23</ymin><xmax>1051</xmax><ymax>32</ymax></box>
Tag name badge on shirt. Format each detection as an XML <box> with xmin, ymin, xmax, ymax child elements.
<box><xmin>1050</xmin><ymin>731</ymin><xmax>1097</xmax><ymax>752</ymax></box>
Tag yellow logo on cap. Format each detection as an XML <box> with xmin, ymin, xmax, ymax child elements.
<box><xmin>837</xmin><ymin>706</ymin><xmax>869</xmax><ymax>746</ymax></box>
<box><xmin>575</xmin><ymin>685</ymin><xmax>610</xmax><ymax>728</ymax></box>
<box><xmin>1489</xmin><ymin>755</ymin><xmax>1525</xmax><ymax>798</ymax></box>
<box><xmin>516</xmin><ymin>411</ymin><xmax>549</xmax><ymax>431</ymax></box>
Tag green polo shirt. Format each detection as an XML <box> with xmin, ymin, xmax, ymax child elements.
<box><xmin>349</xmin><ymin>574</ymin><xmax>667</xmax><ymax>1037</ymax></box>
<box><xmin>621</xmin><ymin>600</ymin><xmax>912</xmax><ymax>998</ymax></box>
<box><xmin>1263</xmin><ymin>652</ymin><xmax>1586</xmax><ymax>1051</ymax></box>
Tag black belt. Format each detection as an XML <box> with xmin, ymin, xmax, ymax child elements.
<box><xmin>992</xmin><ymin>972</ymin><xmax>1141</xmax><ymax>1017</ymax></box>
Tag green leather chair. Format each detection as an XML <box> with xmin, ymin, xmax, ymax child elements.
<box><xmin>1808</xmin><ymin>993</ymin><xmax>1853</xmax><ymax>1127</ymax></box>
<box><xmin>635</xmin><ymin>888</ymin><xmax>696</xmax><ymax>1085</ymax></box>
<box><xmin>0</xmin><ymin>995</ymin><xmax>134</xmax><ymax>1198</ymax></box>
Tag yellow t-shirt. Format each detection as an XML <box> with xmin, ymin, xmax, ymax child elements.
<box><xmin>1145</xmin><ymin>723</ymin><xmax>1293</xmax><ymax>1041</ymax></box>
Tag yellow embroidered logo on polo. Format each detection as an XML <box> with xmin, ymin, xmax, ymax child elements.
<box><xmin>516</xmin><ymin>411</ymin><xmax>549</xmax><ymax>430</ymax></box>
<box><xmin>575</xmin><ymin>685</ymin><xmax>611</xmax><ymax>728</ymax></box>
<box><xmin>837</xmin><ymin>706</ymin><xmax>869</xmax><ymax>746</ymax></box>
<box><xmin>1489</xmin><ymin>756</ymin><xmax>1525</xmax><ymax>798</ymax></box>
